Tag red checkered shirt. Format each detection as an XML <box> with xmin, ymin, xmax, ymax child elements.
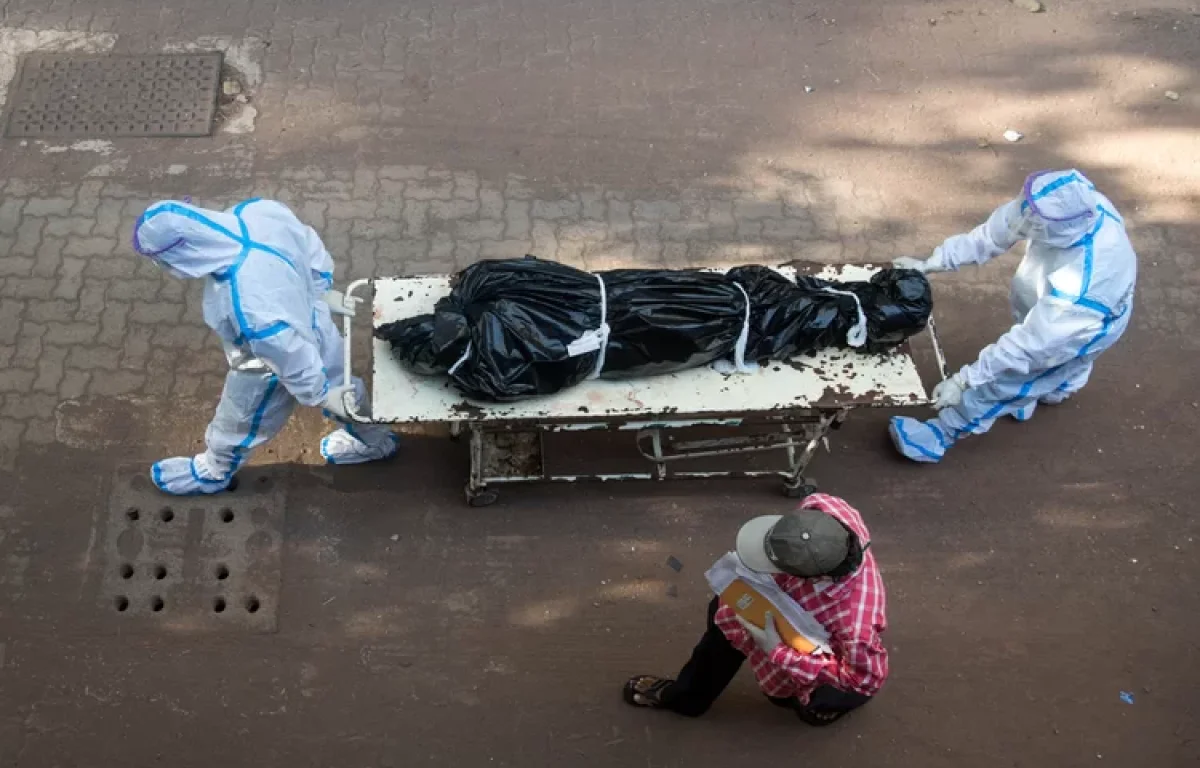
<box><xmin>713</xmin><ymin>494</ymin><xmax>889</xmax><ymax>703</ymax></box>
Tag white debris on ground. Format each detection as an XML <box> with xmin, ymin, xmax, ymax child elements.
<box><xmin>85</xmin><ymin>157</ymin><xmax>130</xmax><ymax>177</ymax></box>
<box><xmin>1011</xmin><ymin>0</ymin><xmax>1045</xmax><ymax>12</ymax></box>
<box><xmin>39</xmin><ymin>139</ymin><xmax>116</xmax><ymax>155</ymax></box>
<box><xmin>1003</xmin><ymin>129</ymin><xmax>1024</xmax><ymax>142</ymax></box>
<box><xmin>223</xmin><ymin>105</ymin><xmax>259</xmax><ymax>134</ymax></box>
<box><xmin>163</xmin><ymin>35</ymin><xmax>266</xmax><ymax>134</ymax></box>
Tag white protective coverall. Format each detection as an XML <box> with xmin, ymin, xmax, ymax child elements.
<box><xmin>134</xmin><ymin>198</ymin><xmax>398</xmax><ymax>494</ymax></box>
<box><xmin>889</xmin><ymin>170</ymin><xmax>1137</xmax><ymax>463</ymax></box>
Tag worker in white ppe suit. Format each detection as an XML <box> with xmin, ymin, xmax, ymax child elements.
<box><xmin>133</xmin><ymin>198</ymin><xmax>399</xmax><ymax>494</ymax></box>
<box><xmin>888</xmin><ymin>169</ymin><xmax>1136</xmax><ymax>463</ymax></box>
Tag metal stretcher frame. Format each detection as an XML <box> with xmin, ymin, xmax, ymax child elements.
<box><xmin>342</xmin><ymin>263</ymin><xmax>947</xmax><ymax>506</ymax></box>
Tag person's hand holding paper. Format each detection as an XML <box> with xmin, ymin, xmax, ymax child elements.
<box><xmin>736</xmin><ymin>610</ymin><xmax>784</xmax><ymax>654</ymax></box>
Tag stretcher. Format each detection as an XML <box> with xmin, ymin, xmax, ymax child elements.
<box><xmin>342</xmin><ymin>263</ymin><xmax>947</xmax><ymax>506</ymax></box>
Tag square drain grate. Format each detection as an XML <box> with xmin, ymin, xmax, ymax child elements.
<box><xmin>4</xmin><ymin>52</ymin><xmax>223</xmax><ymax>139</ymax></box>
<box><xmin>98</xmin><ymin>468</ymin><xmax>285</xmax><ymax>633</ymax></box>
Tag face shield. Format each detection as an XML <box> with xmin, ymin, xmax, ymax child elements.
<box><xmin>1017</xmin><ymin>170</ymin><xmax>1096</xmax><ymax>247</ymax></box>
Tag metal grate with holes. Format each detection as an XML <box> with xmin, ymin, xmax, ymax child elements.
<box><xmin>4</xmin><ymin>52</ymin><xmax>223</xmax><ymax>139</ymax></box>
<box><xmin>97</xmin><ymin>468</ymin><xmax>283</xmax><ymax>632</ymax></box>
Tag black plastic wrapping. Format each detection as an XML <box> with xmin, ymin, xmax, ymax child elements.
<box><xmin>726</xmin><ymin>265</ymin><xmax>858</xmax><ymax>362</ymax></box>
<box><xmin>853</xmin><ymin>269</ymin><xmax>934</xmax><ymax>353</ymax></box>
<box><xmin>375</xmin><ymin>258</ymin><xmax>931</xmax><ymax>401</ymax></box>
<box><xmin>726</xmin><ymin>265</ymin><xmax>932</xmax><ymax>359</ymax></box>
<box><xmin>600</xmin><ymin>269</ymin><xmax>748</xmax><ymax>377</ymax></box>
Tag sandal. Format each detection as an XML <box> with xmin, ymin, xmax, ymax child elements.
<box><xmin>622</xmin><ymin>675</ymin><xmax>675</xmax><ymax>709</ymax></box>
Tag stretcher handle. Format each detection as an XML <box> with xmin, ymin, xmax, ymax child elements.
<box><xmin>925</xmin><ymin>313</ymin><xmax>950</xmax><ymax>383</ymax></box>
<box><xmin>341</xmin><ymin>278</ymin><xmax>373</xmax><ymax>423</ymax></box>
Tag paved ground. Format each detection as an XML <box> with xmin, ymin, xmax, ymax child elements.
<box><xmin>1</xmin><ymin>0</ymin><xmax>1198</xmax><ymax>766</ymax></box>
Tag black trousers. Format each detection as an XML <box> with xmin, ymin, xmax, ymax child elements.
<box><xmin>661</xmin><ymin>597</ymin><xmax>871</xmax><ymax>723</ymax></box>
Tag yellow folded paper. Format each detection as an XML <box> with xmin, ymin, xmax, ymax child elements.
<box><xmin>719</xmin><ymin>578</ymin><xmax>818</xmax><ymax>654</ymax></box>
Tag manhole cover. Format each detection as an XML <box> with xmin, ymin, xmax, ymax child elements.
<box><xmin>98</xmin><ymin>468</ymin><xmax>284</xmax><ymax>633</ymax></box>
<box><xmin>4</xmin><ymin>52</ymin><xmax>222</xmax><ymax>139</ymax></box>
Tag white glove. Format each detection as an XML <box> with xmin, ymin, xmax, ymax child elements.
<box><xmin>931</xmin><ymin>373</ymin><xmax>965</xmax><ymax>410</ymax></box>
<box><xmin>736</xmin><ymin>611</ymin><xmax>784</xmax><ymax>655</ymax></box>
<box><xmin>322</xmin><ymin>384</ymin><xmax>357</xmax><ymax>420</ymax></box>
<box><xmin>894</xmin><ymin>247</ymin><xmax>948</xmax><ymax>274</ymax></box>
<box><xmin>892</xmin><ymin>256</ymin><xmax>928</xmax><ymax>272</ymax></box>
<box><xmin>323</xmin><ymin>289</ymin><xmax>360</xmax><ymax>317</ymax></box>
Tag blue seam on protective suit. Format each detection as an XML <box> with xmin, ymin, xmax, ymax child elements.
<box><xmin>232</xmin><ymin>199</ymin><xmax>296</xmax><ymax>268</ymax></box>
<box><xmin>1075</xmin><ymin>311</ymin><xmax>1120</xmax><ymax>358</ymax></box>
<box><xmin>321</xmin><ymin>434</ymin><xmax>338</xmax><ymax>464</ymax></box>
<box><xmin>1030</xmin><ymin>173</ymin><xmax>1083</xmax><ymax>201</ymax></box>
<box><xmin>1096</xmin><ymin>204</ymin><xmax>1122</xmax><ymax>225</ymax></box>
<box><xmin>892</xmin><ymin>418</ymin><xmax>944</xmax><ymax>462</ymax></box>
<box><xmin>226</xmin><ymin>375</ymin><xmax>281</xmax><ymax>475</ymax></box>
<box><xmin>140</xmin><ymin>200</ymin><xmax>300</xmax><ymax>272</ymax></box>
<box><xmin>140</xmin><ymin>200</ymin><xmax>302</xmax><ymax>341</ymax></box>
<box><xmin>1047</xmin><ymin>286</ymin><xmax>1113</xmax><ymax>317</ymax></box>
<box><xmin>227</xmin><ymin>203</ymin><xmax>298</xmax><ymax>340</ymax></box>
<box><xmin>1076</xmin><ymin>296</ymin><xmax>1115</xmax><ymax>316</ymax></box>
<box><xmin>930</xmin><ymin>421</ymin><xmax>948</xmax><ymax>448</ymax></box>
<box><xmin>141</xmin><ymin>202</ymin><xmax>244</xmax><ymax>241</ymax></box>
<box><xmin>232</xmin><ymin>322</ymin><xmax>289</xmax><ymax>345</ymax></box>
<box><xmin>229</xmin><ymin>270</ymin><xmax>293</xmax><ymax>341</ymax></box>
<box><xmin>1053</xmin><ymin>205</ymin><xmax>1124</xmax><ymax>311</ymax></box>
<box><xmin>950</xmin><ymin>309</ymin><xmax>1122</xmax><ymax>437</ymax></box>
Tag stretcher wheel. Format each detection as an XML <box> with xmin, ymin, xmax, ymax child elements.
<box><xmin>466</xmin><ymin>486</ymin><xmax>499</xmax><ymax>507</ymax></box>
<box><xmin>782</xmin><ymin>479</ymin><xmax>817</xmax><ymax>499</ymax></box>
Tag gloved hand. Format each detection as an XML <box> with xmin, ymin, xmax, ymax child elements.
<box><xmin>892</xmin><ymin>256</ymin><xmax>928</xmax><ymax>272</ymax></box>
<box><xmin>736</xmin><ymin>611</ymin><xmax>784</xmax><ymax>655</ymax></box>
<box><xmin>931</xmin><ymin>373</ymin><xmax>966</xmax><ymax>409</ymax></box>
<box><xmin>322</xmin><ymin>384</ymin><xmax>357</xmax><ymax>421</ymax></box>
<box><xmin>324</xmin><ymin>289</ymin><xmax>360</xmax><ymax>317</ymax></box>
<box><xmin>893</xmin><ymin>247</ymin><xmax>948</xmax><ymax>274</ymax></box>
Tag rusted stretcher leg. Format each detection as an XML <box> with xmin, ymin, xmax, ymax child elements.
<box><xmin>780</xmin><ymin>409</ymin><xmax>849</xmax><ymax>498</ymax></box>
